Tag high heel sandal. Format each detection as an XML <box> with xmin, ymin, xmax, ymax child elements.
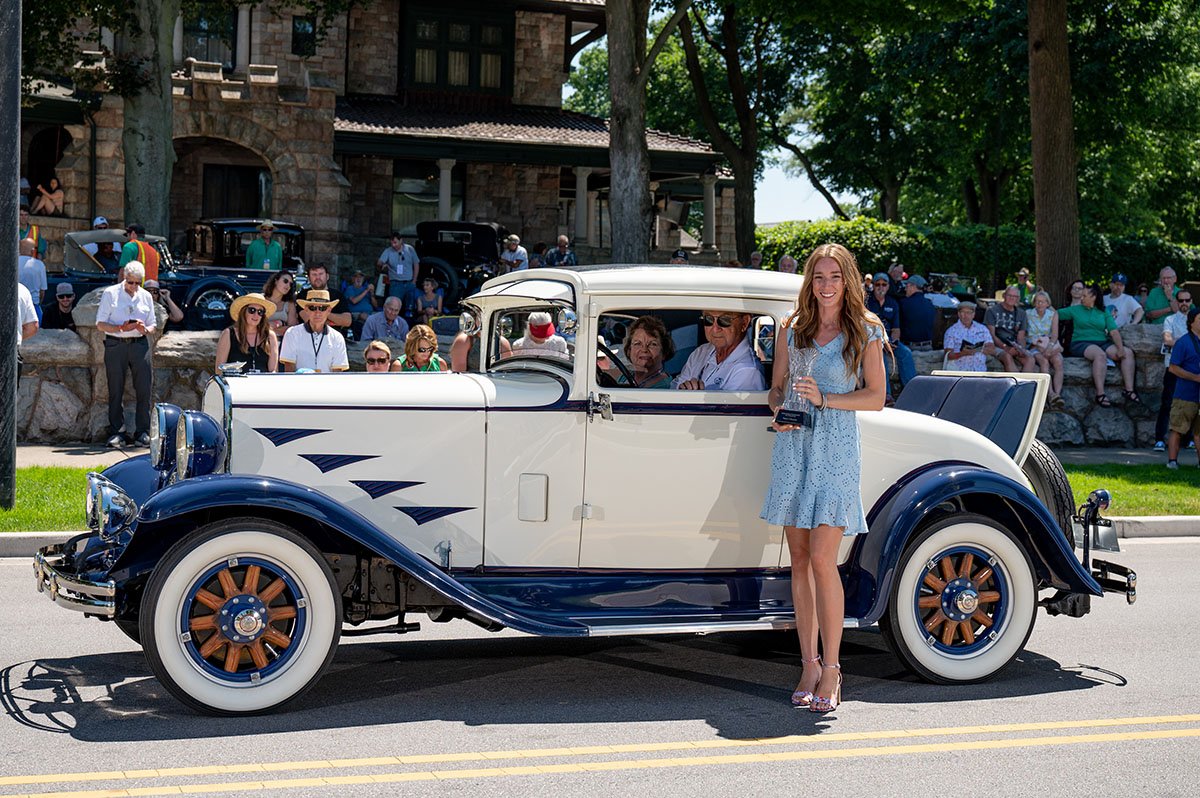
<box><xmin>790</xmin><ymin>656</ymin><xmax>822</xmax><ymax>707</ymax></box>
<box><xmin>809</xmin><ymin>662</ymin><xmax>842</xmax><ymax>713</ymax></box>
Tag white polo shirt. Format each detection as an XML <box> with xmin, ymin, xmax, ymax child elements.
<box><xmin>17</xmin><ymin>283</ymin><xmax>37</xmax><ymax>345</ymax></box>
<box><xmin>96</xmin><ymin>281</ymin><xmax>157</xmax><ymax>337</ymax></box>
<box><xmin>279</xmin><ymin>323</ymin><xmax>349</xmax><ymax>372</ymax></box>
<box><xmin>671</xmin><ymin>338</ymin><xmax>767</xmax><ymax>391</ymax></box>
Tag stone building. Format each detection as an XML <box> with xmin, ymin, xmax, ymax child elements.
<box><xmin>21</xmin><ymin>0</ymin><xmax>737</xmax><ymax>273</ymax></box>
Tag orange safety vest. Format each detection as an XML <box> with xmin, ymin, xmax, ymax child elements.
<box><xmin>20</xmin><ymin>223</ymin><xmax>40</xmax><ymax>249</ymax></box>
<box><xmin>134</xmin><ymin>240</ymin><xmax>160</xmax><ymax>281</ymax></box>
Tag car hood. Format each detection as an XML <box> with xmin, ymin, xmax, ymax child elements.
<box><xmin>221</xmin><ymin>370</ymin><xmax>566</xmax><ymax>411</ymax></box>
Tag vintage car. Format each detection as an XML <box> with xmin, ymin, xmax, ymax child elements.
<box><xmin>412</xmin><ymin>220</ymin><xmax>510</xmax><ymax>305</ymax></box>
<box><xmin>33</xmin><ymin>266</ymin><xmax>1135</xmax><ymax>715</ymax></box>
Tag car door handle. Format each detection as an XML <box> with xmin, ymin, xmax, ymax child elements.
<box><xmin>588</xmin><ymin>392</ymin><xmax>612</xmax><ymax>422</ymax></box>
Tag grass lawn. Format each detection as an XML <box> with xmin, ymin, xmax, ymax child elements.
<box><xmin>0</xmin><ymin>467</ymin><xmax>94</xmax><ymax>532</ymax></box>
<box><xmin>1063</xmin><ymin>463</ymin><xmax>1200</xmax><ymax>517</ymax></box>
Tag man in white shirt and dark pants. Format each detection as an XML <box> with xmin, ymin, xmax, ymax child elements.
<box><xmin>96</xmin><ymin>261</ymin><xmax>157</xmax><ymax>447</ymax></box>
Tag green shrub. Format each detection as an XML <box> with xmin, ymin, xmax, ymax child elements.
<box><xmin>756</xmin><ymin>219</ymin><xmax>1198</xmax><ymax>294</ymax></box>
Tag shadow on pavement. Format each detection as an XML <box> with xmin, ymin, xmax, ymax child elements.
<box><xmin>0</xmin><ymin>628</ymin><xmax>1120</xmax><ymax>744</ymax></box>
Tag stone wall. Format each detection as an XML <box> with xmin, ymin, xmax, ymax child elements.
<box><xmin>342</xmin><ymin>155</ymin><xmax>396</xmax><ymax>266</ymax></box>
<box><xmin>512</xmin><ymin>11</ymin><xmax>567</xmax><ymax>108</ymax></box>
<box><xmin>905</xmin><ymin>323</ymin><xmax>1170</xmax><ymax>448</ymax></box>
<box><xmin>251</xmin><ymin>6</ymin><xmax>348</xmax><ymax>93</ymax></box>
<box><xmin>347</xmin><ymin>1</ymin><xmax>400</xmax><ymax>95</ymax></box>
<box><xmin>464</xmin><ymin>162</ymin><xmax>560</xmax><ymax>246</ymax></box>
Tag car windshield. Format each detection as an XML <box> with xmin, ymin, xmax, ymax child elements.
<box><xmin>488</xmin><ymin>303</ymin><xmax>577</xmax><ymax>370</ymax></box>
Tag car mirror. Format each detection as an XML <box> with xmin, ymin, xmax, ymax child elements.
<box><xmin>459</xmin><ymin>310</ymin><xmax>479</xmax><ymax>335</ymax></box>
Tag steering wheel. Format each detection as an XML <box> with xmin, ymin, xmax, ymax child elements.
<box><xmin>597</xmin><ymin>340</ymin><xmax>636</xmax><ymax>388</ymax></box>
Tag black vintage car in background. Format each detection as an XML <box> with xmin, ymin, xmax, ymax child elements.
<box><xmin>49</xmin><ymin>220</ymin><xmax>306</xmax><ymax>330</ymax></box>
<box><xmin>412</xmin><ymin>220</ymin><xmax>510</xmax><ymax>305</ymax></box>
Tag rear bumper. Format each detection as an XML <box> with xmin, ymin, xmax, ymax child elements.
<box><xmin>33</xmin><ymin>544</ymin><xmax>116</xmax><ymax>617</ymax></box>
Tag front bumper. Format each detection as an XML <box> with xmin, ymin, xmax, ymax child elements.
<box><xmin>33</xmin><ymin>543</ymin><xmax>117</xmax><ymax>617</ymax></box>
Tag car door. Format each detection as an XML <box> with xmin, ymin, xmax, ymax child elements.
<box><xmin>578</xmin><ymin>297</ymin><xmax>787</xmax><ymax>570</ymax></box>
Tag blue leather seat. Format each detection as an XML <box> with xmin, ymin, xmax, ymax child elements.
<box><xmin>894</xmin><ymin>375</ymin><xmax>1037</xmax><ymax>458</ymax></box>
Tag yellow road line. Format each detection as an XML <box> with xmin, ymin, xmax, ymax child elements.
<box><xmin>2</xmin><ymin>713</ymin><xmax>1199</xmax><ymax>789</ymax></box>
<box><xmin>7</xmin><ymin>727</ymin><xmax>1200</xmax><ymax>798</ymax></box>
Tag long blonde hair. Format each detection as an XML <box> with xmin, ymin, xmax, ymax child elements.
<box><xmin>403</xmin><ymin>324</ymin><xmax>438</xmax><ymax>367</ymax></box>
<box><xmin>785</xmin><ymin>243</ymin><xmax>887</xmax><ymax>376</ymax></box>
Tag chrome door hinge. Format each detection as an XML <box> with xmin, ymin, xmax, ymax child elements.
<box><xmin>587</xmin><ymin>392</ymin><xmax>612</xmax><ymax>422</ymax></box>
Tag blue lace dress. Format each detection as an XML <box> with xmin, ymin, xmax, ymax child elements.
<box><xmin>760</xmin><ymin>324</ymin><xmax>884</xmax><ymax>535</ymax></box>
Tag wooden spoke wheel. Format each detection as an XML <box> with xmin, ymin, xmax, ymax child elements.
<box><xmin>880</xmin><ymin>514</ymin><xmax>1037</xmax><ymax>684</ymax></box>
<box><xmin>140</xmin><ymin>518</ymin><xmax>340</xmax><ymax>715</ymax></box>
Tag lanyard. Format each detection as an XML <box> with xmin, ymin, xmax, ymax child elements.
<box><xmin>306</xmin><ymin>325</ymin><xmax>326</xmax><ymax>364</ymax></box>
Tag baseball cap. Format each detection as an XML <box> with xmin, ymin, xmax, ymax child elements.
<box><xmin>56</xmin><ymin>282</ymin><xmax>75</xmax><ymax>297</ymax></box>
<box><xmin>873</xmin><ymin>272</ymin><xmax>890</xmax><ymax>283</ymax></box>
<box><xmin>905</xmin><ymin>274</ymin><xmax>928</xmax><ymax>288</ymax></box>
<box><xmin>1017</xmin><ymin>267</ymin><xmax>1030</xmax><ymax>276</ymax></box>
<box><xmin>505</xmin><ymin>234</ymin><xmax>521</xmax><ymax>244</ymax></box>
<box><xmin>1111</xmin><ymin>272</ymin><xmax>1128</xmax><ymax>284</ymax></box>
<box><xmin>671</xmin><ymin>249</ymin><xmax>689</xmax><ymax>262</ymax></box>
<box><xmin>143</xmin><ymin>279</ymin><xmax>160</xmax><ymax>289</ymax></box>
<box><xmin>92</xmin><ymin>216</ymin><xmax>109</xmax><ymax>227</ymax></box>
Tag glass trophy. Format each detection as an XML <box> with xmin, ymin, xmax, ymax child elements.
<box><xmin>774</xmin><ymin>347</ymin><xmax>818</xmax><ymax>429</ymax></box>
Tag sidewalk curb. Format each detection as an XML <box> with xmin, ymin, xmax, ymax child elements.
<box><xmin>3</xmin><ymin>516</ymin><xmax>1198</xmax><ymax>559</ymax></box>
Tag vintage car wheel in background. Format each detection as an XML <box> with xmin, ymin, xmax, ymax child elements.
<box><xmin>1021</xmin><ymin>439</ymin><xmax>1076</xmax><ymax>544</ymax></box>
<box><xmin>139</xmin><ymin>519</ymin><xmax>340</xmax><ymax>715</ymax></box>
<box><xmin>880</xmin><ymin>514</ymin><xmax>1037</xmax><ymax>684</ymax></box>
<box><xmin>185</xmin><ymin>285</ymin><xmax>240</xmax><ymax>331</ymax></box>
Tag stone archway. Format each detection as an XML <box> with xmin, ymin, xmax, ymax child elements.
<box><xmin>171</xmin><ymin>137</ymin><xmax>272</xmax><ymax>245</ymax></box>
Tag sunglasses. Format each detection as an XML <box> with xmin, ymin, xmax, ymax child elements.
<box><xmin>245</xmin><ymin>306</ymin><xmax>265</xmax><ymax>316</ymax></box>
<box><xmin>416</xmin><ymin>345</ymin><xmax>436</xmax><ymax>354</ymax></box>
<box><xmin>58</xmin><ymin>293</ymin><xmax>74</xmax><ymax>299</ymax></box>
<box><xmin>280</xmin><ymin>277</ymin><xmax>293</xmax><ymax>284</ymax></box>
<box><xmin>699</xmin><ymin>314</ymin><xmax>735</xmax><ymax>328</ymax></box>
<box><xmin>306</xmin><ymin>304</ymin><xmax>330</xmax><ymax>312</ymax></box>
<box><xmin>365</xmin><ymin>356</ymin><xmax>390</xmax><ymax>365</ymax></box>
<box><xmin>125</xmin><ymin>281</ymin><xmax>141</xmax><ymax>287</ymax></box>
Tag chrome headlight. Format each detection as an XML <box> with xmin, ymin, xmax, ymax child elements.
<box><xmin>150</xmin><ymin>403</ymin><xmax>182</xmax><ymax>470</ymax></box>
<box><xmin>86</xmin><ymin>473</ymin><xmax>137</xmax><ymax>542</ymax></box>
<box><xmin>175</xmin><ymin>410</ymin><xmax>227</xmax><ymax>482</ymax></box>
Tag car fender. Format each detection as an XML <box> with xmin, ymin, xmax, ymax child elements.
<box><xmin>183</xmin><ymin>275</ymin><xmax>244</xmax><ymax>307</ymax></box>
<box><xmin>847</xmin><ymin>462</ymin><xmax>1101</xmax><ymax>624</ymax></box>
<box><xmin>99</xmin><ymin>454</ymin><xmax>165</xmax><ymax>506</ymax></box>
<box><xmin>116</xmin><ymin>474</ymin><xmax>588</xmax><ymax>637</ymax></box>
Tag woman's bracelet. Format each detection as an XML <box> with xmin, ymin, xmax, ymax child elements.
<box><xmin>818</xmin><ymin>392</ymin><xmax>829</xmax><ymax>411</ymax></box>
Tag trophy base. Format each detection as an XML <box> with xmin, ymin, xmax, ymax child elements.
<box><xmin>774</xmin><ymin>408</ymin><xmax>814</xmax><ymax>429</ymax></box>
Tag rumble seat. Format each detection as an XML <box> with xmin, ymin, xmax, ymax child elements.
<box><xmin>893</xmin><ymin>374</ymin><xmax>1038</xmax><ymax>458</ymax></box>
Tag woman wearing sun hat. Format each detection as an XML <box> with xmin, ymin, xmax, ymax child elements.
<box><xmin>216</xmin><ymin>293</ymin><xmax>279</xmax><ymax>373</ymax></box>
<box><xmin>280</xmin><ymin>289</ymin><xmax>350</xmax><ymax>373</ymax></box>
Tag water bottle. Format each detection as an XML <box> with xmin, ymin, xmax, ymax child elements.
<box><xmin>263</xmin><ymin>259</ymin><xmax>271</xmax><ymax>270</ymax></box>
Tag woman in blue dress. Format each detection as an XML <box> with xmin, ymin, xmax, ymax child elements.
<box><xmin>762</xmin><ymin>243</ymin><xmax>887</xmax><ymax>713</ymax></box>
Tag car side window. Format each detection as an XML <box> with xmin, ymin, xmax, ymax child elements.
<box><xmin>597</xmin><ymin>309</ymin><xmax>774</xmax><ymax>392</ymax></box>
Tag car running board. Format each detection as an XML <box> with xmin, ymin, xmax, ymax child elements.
<box><xmin>582</xmin><ymin>616</ymin><xmax>866</xmax><ymax>637</ymax></box>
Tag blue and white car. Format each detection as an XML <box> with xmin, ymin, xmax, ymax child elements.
<box><xmin>33</xmin><ymin>266</ymin><xmax>1136</xmax><ymax>715</ymax></box>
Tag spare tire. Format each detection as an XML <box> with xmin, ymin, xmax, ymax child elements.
<box><xmin>1021</xmin><ymin>439</ymin><xmax>1076</xmax><ymax>546</ymax></box>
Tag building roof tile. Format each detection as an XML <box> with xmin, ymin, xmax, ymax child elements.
<box><xmin>334</xmin><ymin>98</ymin><xmax>716</xmax><ymax>157</ymax></box>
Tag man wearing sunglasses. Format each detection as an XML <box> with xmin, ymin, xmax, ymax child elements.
<box><xmin>95</xmin><ymin>261</ymin><xmax>158</xmax><ymax>447</ymax></box>
<box><xmin>672</xmin><ymin>310</ymin><xmax>766</xmax><ymax>391</ymax></box>
<box><xmin>280</xmin><ymin>289</ymin><xmax>350</xmax><ymax>373</ymax></box>
<box><xmin>1156</xmin><ymin>289</ymin><xmax>1194</xmax><ymax>451</ymax></box>
<box><xmin>41</xmin><ymin>282</ymin><xmax>78</xmax><ymax>331</ymax></box>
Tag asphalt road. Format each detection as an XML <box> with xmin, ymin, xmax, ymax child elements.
<box><xmin>1</xmin><ymin>539</ymin><xmax>1197</xmax><ymax>798</ymax></box>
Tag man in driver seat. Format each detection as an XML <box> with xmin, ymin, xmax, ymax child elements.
<box><xmin>673</xmin><ymin>311</ymin><xmax>766</xmax><ymax>391</ymax></box>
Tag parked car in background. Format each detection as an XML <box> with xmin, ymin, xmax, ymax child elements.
<box><xmin>412</xmin><ymin>220</ymin><xmax>509</xmax><ymax>306</ymax></box>
<box><xmin>184</xmin><ymin>218</ymin><xmax>305</xmax><ymax>272</ymax></box>
<box><xmin>52</xmin><ymin>230</ymin><xmax>243</xmax><ymax>330</ymax></box>
<box><xmin>33</xmin><ymin>266</ymin><xmax>1135</xmax><ymax>715</ymax></box>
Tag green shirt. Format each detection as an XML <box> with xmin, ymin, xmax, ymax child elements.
<box><xmin>1057</xmin><ymin>303</ymin><xmax>1116</xmax><ymax>344</ymax></box>
<box><xmin>246</xmin><ymin>238</ymin><xmax>283</xmax><ymax>270</ymax></box>
<box><xmin>396</xmin><ymin>353</ymin><xmax>446</xmax><ymax>372</ymax></box>
<box><xmin>1143</xmin><ymin>285</ymin><xmax>1177</xmax><ymax>324</ymax></box>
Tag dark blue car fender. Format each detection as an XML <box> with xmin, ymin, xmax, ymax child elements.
<box><xmin>846</xmin><ymin>462</ymin><xmax>1102</xmax><ymax>624</ymax></box>
<box><xmin>99</xmin><ymin>454</ymin><xmax>165</xmax><ymax>505</ymax></box>
<box><xmin>116</xmin><ymin>474</ymin><xmax>588</xmax><ymax>637</ymax></box>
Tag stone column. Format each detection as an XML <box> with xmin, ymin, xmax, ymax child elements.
<box><xmin>586</xmin><ymin>190</ymin><xmax>598</xmax><ymax>245</ymax></box>
<box><xmin>436</xmin><ymin>158</ymin><xmax>456</xmax><ymax>220</ymax></box>
<box><xmin>173</xmin><ymin>16</ymin><xmax>183</xmax><ymax>65</ymax></box>
<box><xmin>236</xmin><ymin>6</ymin><xmax>251</xmax><ymax>72</ymax></box>
<box><xmin>572</xmin><ymin>166</ymin><xmax>591</xmax><ymax>243</ymax></box>
<box><xmin>701</xmin><ymin>173</ymin><xmax>717</xmax><ymax>250</ymax></box>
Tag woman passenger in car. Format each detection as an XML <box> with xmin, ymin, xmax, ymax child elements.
<box><xmin>672</xmin><ymin>311</ymin><xmax>766</xmax><ymax>390</ymax></box>
<box><xmin>762</xmin><ymin>243</ymin><xmax>887</xmax><ymax>714</ymax></box>
<box><xmin>392</xmin><ymin>324</ymin><xmax>449</xmax><ymax>371</ymax></box>
<box><xmin>603</xmin><ymin>315</ymin><xmax>674</xmax><ymax>388</ymax></box>
<box><xmin>215</xmin><ymin>293</ymin><xmax>279</xmax><ymax>374</ymax></box>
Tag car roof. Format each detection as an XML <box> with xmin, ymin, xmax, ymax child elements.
<box><xmin>195</xmin><ymin>218</ymin><xmax>304</xmax><ymax>230</ymax></box>
<box><xmin>65</xmin><ymin>230</ymin><xmax>167</xmax><ymax>245</ymax></box>
<box><xmin>481</xmin><ymin>265</ymin><xmax>803</xmax><ymax>302</ymax></box>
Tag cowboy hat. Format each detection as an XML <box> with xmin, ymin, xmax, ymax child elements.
<box><xmin>296</xmin><ymin>289</ymin><xmax>334</xmax><ymax>309</ymax></box>
<box><xmin>229</xmin><ymin>292</ymin><xmax>277</xmax><ymax>320</ymax></box>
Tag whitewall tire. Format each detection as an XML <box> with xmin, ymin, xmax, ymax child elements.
<box><xmin>881</xmin><ymin>514</ymin><xmax>1036</xmax><ymax>684</ymax></box>
<box><xmin>139</xmin><ymin>519</ymin><xmax>340</xmax><ymax>715</ymax></box>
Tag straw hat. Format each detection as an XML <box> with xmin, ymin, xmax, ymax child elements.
<box><xmin>296</xmin><ymin>289</ymin><xmax>333</xmax><ymax>309</ymax></box>
<box><xmin>258</xmin><ymin>219</ymin><xmax>276</xmax><ymax>231</ymax></box>
<box><xmin>229</xmin><ymin>292</ymin><xmax>277</xmax><ymax>320</ymax></box>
